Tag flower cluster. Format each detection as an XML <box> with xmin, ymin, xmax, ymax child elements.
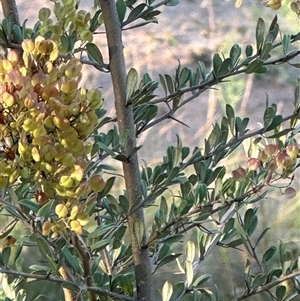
<box><xmin>0</xmin><ymin>37</ymin><xmax>104</xmax><ymax>234</ymax></box>
<box><xmin>231</xmin><ymin>142</ymin><xmax>299</xmax><ymax>198</ymax></box>
<box><xmin>38</xmin><ymin>0</ymin><xmax>95</xmax><ymax>45</ymax></box>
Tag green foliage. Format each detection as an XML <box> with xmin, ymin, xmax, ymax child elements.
<box><xmin>0</xmin><ymin>0</ymin><xmax>299</xmax><ymax>301</ymax></box>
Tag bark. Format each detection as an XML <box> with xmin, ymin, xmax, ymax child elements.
<box><xmin>98</xmin><ymin>1</ymin><xmax>154</xmax><ymax>300</ymax></box>
<box><xmin>0</xmin><ymin>0</ymin><xmax>20</xmax><ymax>25</ymax></box>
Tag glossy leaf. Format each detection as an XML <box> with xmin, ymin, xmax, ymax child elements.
<box><xmin>170</xmin><ymin>282</ymin><xmax>185</xmax><ymax>300</ymax></box>
<box><xmin>245</xmin><ymin>44</ymin><xmax>253</xmax><ymax>57</ymax></box>
<box><xmin>262</xmin><ymin>246</ymin><xmax>276</xmax><ymax>262</ymax></box>
<box><xmin>165</xmin><ymin>0</ymin><xmax>180</xmax><ymax>6</ymax></box>
<box><xmin>154</xmin><ymin>253</ymin><xmax>182</xmax><ymax>272</ymax></box>
<box><xmin>230</xmin><ymin>44</ymin><xmax>241</xmax><ymax>67</ymax></box>
<box><xmin>98</xmin><ymin>176</ymin><xmax>116</xmax><ymax>198</ymax></box>
<box><xmin>193</xmin><ymin>274</ymin><xmax>211</xmax><ymax>287</ymax></box>
<box><xmin>276</xmin><ymin>285</ymin><xmax>286</xmax><ymax>301</ymax></box>
<box><xmin>226</xmin><ymin>104</ymin><xmax>235</xmax><ymax>136</ymax></box>
<box><xmin>91</xmin><ymin>239</ymin><xmax>111</xmax><ymax>252</ymax></box>
<box><xmin>282</xmin><ymin>34</ymin><xmax>291</xmax><ymax>55</ymax></box>
<box><xmin>213</xmin><ymin>53</ymin><xmax>222</xmax><ymax>75</ymax></box>
<box><xmin>256</xmin><ymin>18</ymin><xmax>265</xmax><ymax>53</ymax></box>
<box><xmin>19</xmin><ymin>199</ymin><xmax>39</xmax><ymax>213</ymax></box>
<box><xmin>86</xmin><ymin>42</ymin><xmax>104</xmax><ymax>65</ymax></box>
<box><xmin>165</xmin><ymin>74</ymin><xmax>175</xmax><ymax>94</ymax></box>
<box><xmin>260</xmin><ymin>42</ymin><xmax>272</xmax><ymax>61</ymax></box>
<box><xmin>263</xmin><ymin>106</ymin><xmax>276</xmax><ymax>129</ymax></box>
<box><xmin>251</xmin><ymin>273</ymin><xmax>266</xmax><ymax>289</ymax></box>
<box><xmin>244</xmin><ymin>208</ymin><xmax>258</xmax><ymax>236</ymax></box>
<box><xmin>126</xmin><ymin>68</ymin><xmax>138</xmax><ymax>102</ymax></box>
<box><xmin>2</xmin><ymin>247</ymin><xmax>11</xmax><ymax>266</ymax></box>
<box><xmin>124</xmin><ymin>3</ymin><xmax>147</xmax><ymax>25</ymax></box>
<box><xmin>246</xmin><ymin>59</ymin><xmax>264</xmax><ymax>73</ymax></box>
<box><xmin>116</xmin><ymin>0</ymin><xmax>127</xmax><ymax>23</ymax></box>
<box><xmin>255</xmin><ymin>227</ymin><xmax>270</xmax><ymax>247</ymax></box>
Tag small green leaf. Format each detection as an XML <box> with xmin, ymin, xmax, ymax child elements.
<box><xmin>230</xmin><ymin>44</ymin><xmax>241</xmax><ymax>67</ymax></box>
<box><xmin>160</xmin><ymin>196</ymin><xmax>168</xmax><ymax>217</ymax></box>
<box><xmin>170</xmin><ymin>282</ymin><xmax>185</xmax><ymax>300</ymax></box>
<box><xmin>91</xmin><ymin>239</ymin><xmax>111</xmax><ymax>252</ymax></box>
<box><xmin>246</xmin><ymin>59</ymin><xmax>264</xmax><ymax>73</ymax></box>
<box><xmin>218</xmin><ymin>58</ymin><xmax>232</xmax><ymax>76</ymax></box>
<box><xmin>262</xmin><ymin>246</ymin><xmax>277</xmax><ymax>262</ymax></box>
<box><xmin>86</xmin><ymin>42</ymin><xmax>104</xmax><ymax>65</ymax></box>
<box><xmin>19</xmin><ymin>199</ymin><xmax>39</xmax><ymax>213</ymax></box>
<box><xmin>245</xmin><ymin>44</ymin><xmax>253</xmax><ymax>57</ymax></box>
<box><xmin>179</xmin><ymin>67</ymin><xmax>191</xmax><ymax>87</ymax></box>
<box><xmin>97</xmin><ymin>176</ymin><xmax>115</xmax><ymax>198</ymax></box>
<box><xmin>256</xmin><ymin>18</ymin><xmax>265</xmax><ymax>53</ymax></box>
<box><xmin>165</xmin><ymin>167</ymin><xmax>180</xmax><ymax>185</ymax></box>
<box><xmin>282</xmin><ymin>34</ymin><xmax>291</xmax><ymax>55</ymax></box>
<box><xmin>265</xmin><ymin>115</ymin><xmax>283</xmax><ymax>131</ymax></box>
<box><xmin>37</xmin><ymin>199</ymin><xmax>54</xmax><ymax>220</ymax></box>
<box><xmin>124</xmin><ymin>3</ymin><xmax>147</xmax><ymax>25</ymax></box>
<box><xmin>159</xmin><ymin>235</ymin><xmax>184</xmax><ymax>244</ymax></box>
<box><xmin>2</xmin><ymin>247</ymin><xmax>11</xmax><ymax>266</ymax></box>
<box><xmin>260</xmin><ymin>42</ymin><xmax>272</xmax><ymax>61</ymax></box>
<box><xmin>251</xmin><ymin>273</ymin><xmax>266</xmax><ymax>289</ymax></box>
<box><xmin>212</xmin><ymin>53</ymin><xmax>222</xmax><ymax>75</ymax></box>
<box><xmin>126</xmin><ymin>68</ymin><xmax>138</xmax><ymax>103</ymax></box>
<box><xmin>255</xmin><ymin>228</ymin><xmax>270</xmax><ymax>247</ymax></box>
<box><xmin>159</xmin><ymin>74</ymin><xmax>168</xmax><ymax>96</ymax></box>
<box><xmin>158</xmin><ymin>244</ymin><xmax>171</xmax><ymax>261</ymax></box>
<box><xmin>265</xmin><ymin>128</ymin><xmax>292</xmax><ymax>138</ymax></box>
<box><xmin>226</xmin><ymin>104</ymin><xmax>235</xmax><ymax>136</ymax></box>
<box><xmin>244</xmin><ymin>208</ymin><xmax>258</xmax><ymax>236</ymax></box>
<box><xmin>276</xmin><ymin>285</ymin><xmax>286</xmax><ymax>301</ymax></box>
<box><xmin>116</xmin><ymin>0</ymin><xmax>127</xmax><ymax>23</ymax></box>
<box><xmin>165</xmin><ymin>0</ymin><xmax>180</xmax><ymax>6</ymax></box>
<box><xmin>12</xmin><ymin>24</ymin><xmax>23</xmax><ymax>44</ymax></box>
<box><xmin>29</xmin><ymin>264</ymin><xmax>52</xmax><ymax>272</ymax></box>
<box><xmin>165</xmin><ymin>74</ymin><xmax>175</xmax><ymax>94</ymax></box>
<box><xmin>193</xmin><ymin>274</ymin><xmax>211</xmax><ymax>286</ymax></box>
<box><xmin>263</xmin><ymin>106</ymin><xmax>276</xmax><ymax>129</ymax></box>
<box><xmin>154</xmin><ymin>253</ymin><xmax>182</xmax><ymax>272</ymax></box>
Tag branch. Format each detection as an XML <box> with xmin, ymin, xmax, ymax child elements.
<box><xmin>144</xmin><ymin>185</ymin><xmax>264</xmax><ymax>247</ymax></box>
<box><xmin>0</xmin><ymin>0</ymin><xmax>19</xmax><ymax>25</ymax></box>
<box><xmin>98</xmin><ymin>0</ymin><xmax>154</xmax><ymax>299</ymax></box>
<box><xmin>138</xmin><ymin>47</ymin><xmax>300</xmax><ymax>134</ymax></box>
<box><xmin>233</xmin><ymin>271</ymin><xmax>300</xmax><ymax>301</ymax></box>
<box><xmin>0</xmin><ymin>268</ymin><xmax>136</xmax><ymax>301</ymax></box>
<box><xmin>73</xmin><ymin>234</ymin><xmax>96</xmax><ymax>301</ymax></box>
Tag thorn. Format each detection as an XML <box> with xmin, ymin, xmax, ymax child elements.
<box><xmin>169</xmin><ymin>116</ymin><xmax>190</xmax><ymax>128</ymax></box>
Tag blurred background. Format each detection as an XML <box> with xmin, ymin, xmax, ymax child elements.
<box><xmin>1</xmin><ymin>0</ymin><xmax>299</xmax><ymax>300</ymax></box>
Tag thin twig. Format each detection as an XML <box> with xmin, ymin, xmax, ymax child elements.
<box><xmin>0</xmin><ymin>267</ymin><xmax>136</xmax><ymax>301</ymax></box>
<box><xmin>233</xmin><ymin>271</ymin><xmax>300</xmax><ymax>301</ymax></box>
